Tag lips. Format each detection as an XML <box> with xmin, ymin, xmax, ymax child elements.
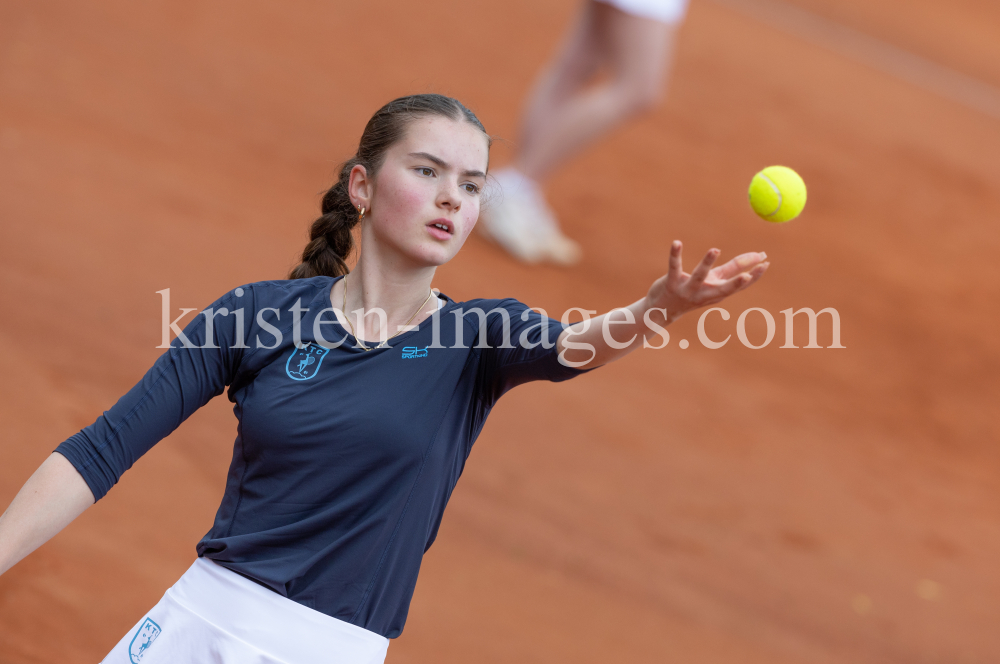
<box><xmin>426</xmin><ymin>218</ymin><xmax>454</xmax><ymax>240</ymax></box>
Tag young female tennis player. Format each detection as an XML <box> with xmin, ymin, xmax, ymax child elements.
<box><xmin>0</xmin><ymin>94</ymin><xmax>767</xmax><ymax>663</ymax></box>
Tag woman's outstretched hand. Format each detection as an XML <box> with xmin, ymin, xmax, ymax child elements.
<box><xmin>646</xmin><ymin>241</ymin><xmax>769</xmax><ymax>325</ymax></box>
<box><xmin>557</xmin><ymin>241</ymin><xmax>769</xmax><ymax>369</ymax></box>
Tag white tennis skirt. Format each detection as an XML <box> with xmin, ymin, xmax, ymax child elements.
<box><xmin>596</xmin><ymin>0</ymin><xmax>690</xmax><ymax>24</ymax></box>
<box><xmin>101</xmin><ymin>558</ymin><xmax>390</xmax><ymax>664</ymax></box>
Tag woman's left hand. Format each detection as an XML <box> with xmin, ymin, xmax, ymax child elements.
<box><xmin>646</xmin><ymin>240</ymin><xmax>769</xmax><ymax>325</ymax></box>
<box><xmin>557</xmin><ymin>240</ymin><xmax>769</xmax><ymax>368</ymax></box>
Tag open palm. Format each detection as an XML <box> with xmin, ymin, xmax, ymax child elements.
<box><xmin>647</xmin><ymin>241</ymin><xmax>769</xmax><ymax>324</ymax></box>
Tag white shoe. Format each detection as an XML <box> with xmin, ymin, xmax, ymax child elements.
<box><xmin>478</xmin><ymin>168</ymin><xmax>582</xmax><ymax>266</ymax></box>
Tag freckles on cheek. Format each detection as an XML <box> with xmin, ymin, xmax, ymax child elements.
<box><xmin>377</xmin><ymin>187</ymin><xmax>423</xmax><ymax>234</ymax></box>
<box><xmin>395</xmin><ymin>187</ymin><xmax>425</xmax><ymax>215</ymax></box>
<box><xmin>459</xmin><ymin>208</ymin><xmax>480</xmax><ymax>240</ymax></box>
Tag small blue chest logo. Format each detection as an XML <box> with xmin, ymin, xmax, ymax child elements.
<box><xmin>128</xmin><ymin>617</ymin><xmax>161</xmax><ymax>663</ymax></box>
<box><xmin>286</xmin><ymin>342</ymin><xmax>330</xmax><ymax>380</ymax></box>
<box><xmin>401</xmin><ymin>346</ymin><xmax>429</xmax><ymax>359</ymax></box>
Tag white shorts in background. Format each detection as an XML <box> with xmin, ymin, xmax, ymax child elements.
<box><xmin>596</xmin><ymin>0</ymin><xmax>690</xmax><ymax>24</ymax></box>
<box><xmin>102</xmin><ymin>558</ymin><xmax>389</xmax><ymax>664</ymax></box>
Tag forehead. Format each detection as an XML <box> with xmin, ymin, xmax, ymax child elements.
<box><xmin>393</xmin><ymin>115</ymin><xmax>489</xmax><ymax>172</ymax></box>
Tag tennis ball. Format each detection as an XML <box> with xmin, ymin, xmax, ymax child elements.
<box><xmin>748</xmin><ymin>165</ymin><xmax>807</xmax><ymax>223</ymax></box>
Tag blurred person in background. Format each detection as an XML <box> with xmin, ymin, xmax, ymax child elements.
<box><xmin>479</xmin><ymin>0</ymin><xmax>689</xmax><ymax>265</ymax></box>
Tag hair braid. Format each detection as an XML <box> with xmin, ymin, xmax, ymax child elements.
<box><xmin>289</xmin><ymin>159</ymin><xmax>361</xmax><ymax>279</ymax></box>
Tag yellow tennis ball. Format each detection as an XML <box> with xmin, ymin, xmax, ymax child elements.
<box><xmin>748</xmin><ymin>165</ymin><xmax>807</xmax><ymax>223</ymax></box>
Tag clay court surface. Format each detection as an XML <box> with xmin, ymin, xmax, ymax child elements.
<box><xmin>1</xmin><ymin>0</ymin><xmax>999</xmax><ymax>661</ymax></box>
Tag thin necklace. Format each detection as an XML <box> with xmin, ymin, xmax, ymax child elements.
<box><xmin>342</xmin><ymin>274</ymin><xmax>434</xmax><ymax>351</ymax></box>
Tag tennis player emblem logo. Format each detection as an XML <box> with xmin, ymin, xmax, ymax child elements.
<box><xmin>128</xmin><ymin>617</ymin><xmax>161</xmax><ymax>663</ymax></box>
<box><xmin>285</xmin><ymin>342</ymin><xmax>330</xmax><ymax>381</ymax></box>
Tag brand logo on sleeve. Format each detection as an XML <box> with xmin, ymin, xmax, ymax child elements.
<box><xmin>401</xmin><ymin>346</ymin><xmax>429</xmax><ymax>359</ymax></box>
<box><xmin>286</xmin><ymin>342</ymin><xmax>331</xmax><ymax>380</ymax></box>
<box><xmin>128</xmin><ymin>617</ymin><xmax>161</xmax><ymax>663</ymax></box>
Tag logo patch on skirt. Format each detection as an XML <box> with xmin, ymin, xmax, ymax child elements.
<box><xmin>129</xmin><ymin>618</ymin><xmax>161</xmax><ymax>663</ymax></box>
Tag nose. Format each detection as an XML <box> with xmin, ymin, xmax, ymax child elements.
<box><xmin>436</xmin><ymin>178</ymin><xmax>462</xmax><ymax>212</ymax></box>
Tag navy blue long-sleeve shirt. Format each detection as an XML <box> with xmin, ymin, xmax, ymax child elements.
<box><xmin>55</xmin><ymin>276</ymin><xmax>586</xmax><ymax>638</ymax></box>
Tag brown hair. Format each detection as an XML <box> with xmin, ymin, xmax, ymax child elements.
<box><xmin>289</xmin><ymin>94</ymin><xmax>490</xmax><ymax>279</ymax></box>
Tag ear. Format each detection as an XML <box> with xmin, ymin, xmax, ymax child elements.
<box><xmin>348</xmin><ymin>164</ymin><xmax>374</xmax><ymax>213</ymax></box>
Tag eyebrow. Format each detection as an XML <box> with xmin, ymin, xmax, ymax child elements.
<box><xmin>409</xmin><ymin>152</ymin><xmax>486</xmax><ymax>179</ymax></box>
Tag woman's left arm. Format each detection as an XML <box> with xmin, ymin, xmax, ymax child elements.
<box><xmin>557</xmin><ymin>241</ymin><xmax>769</xmax><ymax>368</ymax></box>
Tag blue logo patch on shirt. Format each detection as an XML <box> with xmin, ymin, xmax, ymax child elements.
<box><xmin>128</xmin><ymin>617</ymin><xmax>161</xmax><ymax>663</ymax></box>
<box><xmin>286</xmin><ymin>342</ymin><xmax>330</xmax><ymax>380</ymax></box>
<box><xmin>401</xmin><ymin>346</ymin><xmax>429</xmax><ymax>359</ymax></box>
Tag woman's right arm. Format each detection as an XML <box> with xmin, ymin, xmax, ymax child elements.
<box><xmin>0</xmin><ymin>453</ymin><xmax>94</xmax><ymax>577</ymax></box>
<box><xmin>0</xmin><ymin>285</ymin><xmax>255</xmax><ymax>578</ymax></box>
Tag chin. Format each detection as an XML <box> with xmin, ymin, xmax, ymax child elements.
<box><xmin>408</xmin><ymin>244</ymin><xmax>458</xmax><ymax>268</ymax></box>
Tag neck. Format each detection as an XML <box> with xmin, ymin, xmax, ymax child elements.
<box><xmin>347</xmin><ymin>257</ymin><xmax>436</xmax><ymax>315</ymax></box>
<box><xmin>335</xmin><ymin>242</ymin><xmax>439</xmax><ymax>344</ymax></box>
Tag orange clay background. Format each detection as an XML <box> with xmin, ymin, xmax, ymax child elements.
<box><xmin>1</xmin><ymin>1</ymin><xmax>999</xmax><ymax>662</ymax></box>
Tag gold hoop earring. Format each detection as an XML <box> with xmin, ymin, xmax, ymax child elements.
<box><xmin>358</xmin><ymin>206</ymin><xmax>366</xmax><ymax>220</ymax></box>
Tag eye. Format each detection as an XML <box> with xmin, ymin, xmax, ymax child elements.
<box><xmin>416</xmin><ymin>167</ymin><xmax>435</xmax><ymax>177</ymax></box>
<box><xmin>462</xmin><ymin>182</ymin><xmax>481</xmax><ymax>195</ymax></box>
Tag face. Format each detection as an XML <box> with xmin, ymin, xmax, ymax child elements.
<box><xmin>350</xmin><ymin>115</ymin><xmax>490</xmax><ymax>269</ymax></box>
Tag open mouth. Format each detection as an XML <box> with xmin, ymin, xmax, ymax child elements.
<box><xmin>427</xmin><ymin>219</ymin><xmax>454</xmax><ymax>236</ymax></box>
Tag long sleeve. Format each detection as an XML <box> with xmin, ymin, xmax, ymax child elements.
<box><xmin>472</xmin><ymin>298</ymin><xmax>590</xmax><ymax>405</ymax></box>
<box><xmin>55</xmin><ymin>286</ymin><xmax>251</xmax><ymax>501</ymax></box>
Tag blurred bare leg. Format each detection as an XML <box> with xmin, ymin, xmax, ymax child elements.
<box><xmin>480</xmin><ymin>1</ymin><xmax>681</xmax><ymax>265</ymax></box>
<box><xmin>517</xmin><ymin>3</ymin><xmax>607</xmax><ymax>160</ymax></box>
<box><xmin>516</xmin><ymin>0</ymin><xmax>678</xmax><ymax>181</ymax></box>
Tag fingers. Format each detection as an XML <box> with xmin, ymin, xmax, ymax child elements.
<box><xmin>712</xmin><ymin>251</ymin><xmax>768</xmax><ymax>280</ymax></box>
<box><xmin>734</xmin><ymin>262</ymin><xmax>769</xmax><ymax>292</ymax></box>
<box><xmin>667</xmin><ymin>240</ymin><xmax>683</xmax><ymax>280</ymax></box>
<box><xmin>747</xmin><ymin>261</ymin><xmax>769</xmax><ymax>285</ymax></box>
<box><xmin>689</xmin><ymin>248</ymin><xmax>720</xmax><ymax>286</ymax></box>
<box><xmin>714</xmin><ymin>261</ymin><xmax>769</xmax><ymax>298</ymax></box>
<box><xmin>667</xmin><ymin>243</ymin><xmax>769</xmax><ymax>304</ymax></box>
